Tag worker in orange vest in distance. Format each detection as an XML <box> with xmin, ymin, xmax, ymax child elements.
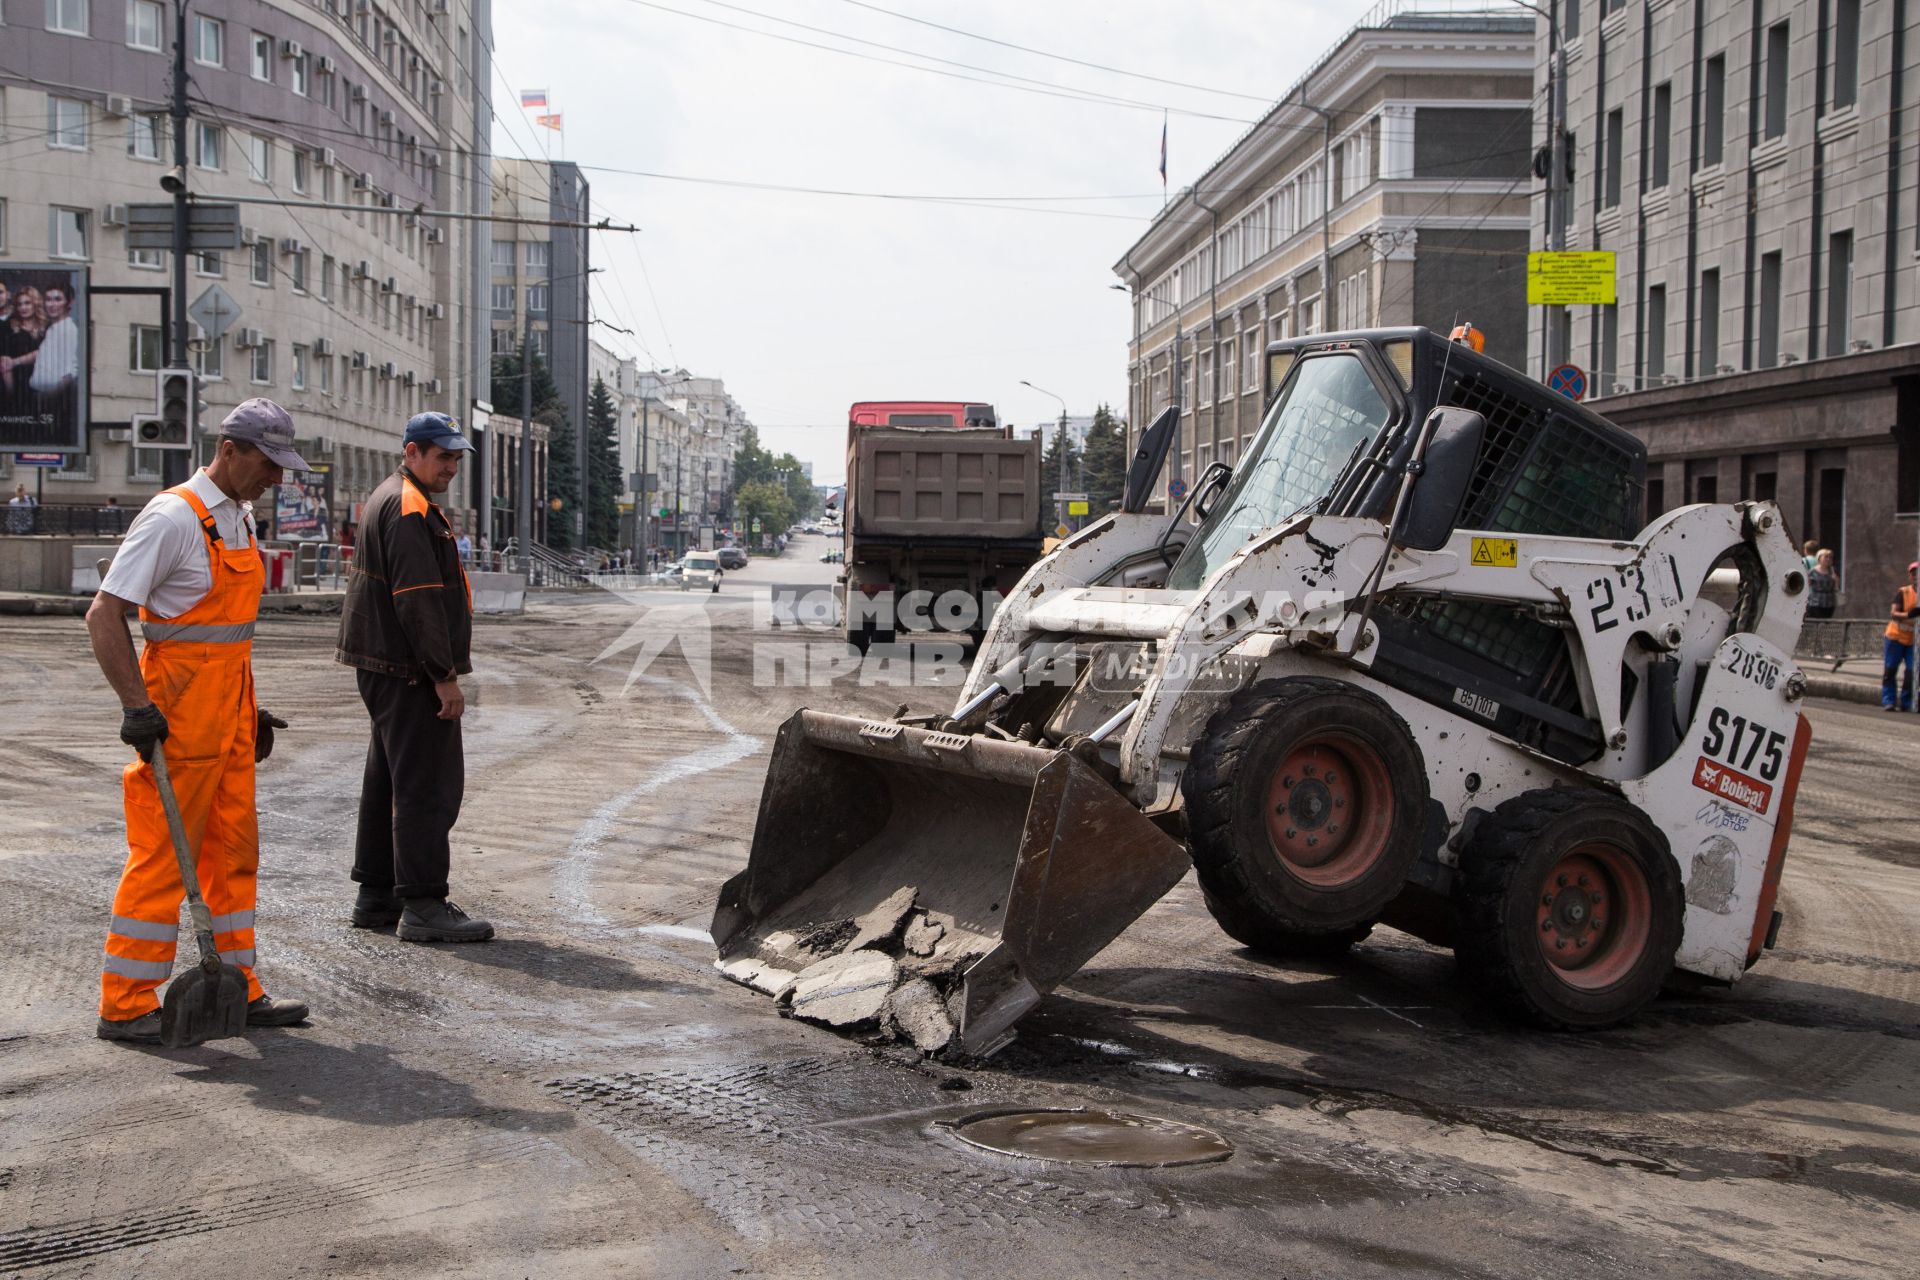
<box><xmin>1884</xmin><ymin>560</ymin><xmax>1920</xmax><ymax>712</ymax></box>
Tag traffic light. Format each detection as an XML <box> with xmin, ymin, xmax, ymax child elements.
<box><xmin>142</xmin><ymin>368</ymin><xmax>196</xmax><ymax>450</ymax></box>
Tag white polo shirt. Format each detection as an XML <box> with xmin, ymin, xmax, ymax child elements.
<box><xmin>100</xmin><ymin>469</ymin><xmax>258</xmax><ymax>618</ymax></box>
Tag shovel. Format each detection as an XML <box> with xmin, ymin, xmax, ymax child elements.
<box><xmin>150</xmin><ymin>747</ymin><xmax>251</xmax><ymax>1047</ymax></box>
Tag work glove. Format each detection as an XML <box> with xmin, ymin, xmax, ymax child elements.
<box><xmin>256</xmin><ymin>709</ymin><xmax>289</xmax><ymax>762</ymax></box>
<box><xmin>120</xmin><ymin>704</ymin><xmax>169</xmax><ymax>762</ymax></box>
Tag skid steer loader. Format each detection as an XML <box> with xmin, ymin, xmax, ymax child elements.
<box><xmin>713</xmin><ymin>328</ymin><xmax>1812</xmax><ymax>1056</ymax></box>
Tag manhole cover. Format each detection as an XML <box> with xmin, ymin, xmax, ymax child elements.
<box><xmin>942</xmin><ymin>1108</ymin><xmax>1232</xmax><ymax>1168</ymax></box>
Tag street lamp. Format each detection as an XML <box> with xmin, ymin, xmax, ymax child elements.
<box><xmin>1021</xmin><ymin>379</ymin><xmax>1072</xmax><ymax>534</ymax></box>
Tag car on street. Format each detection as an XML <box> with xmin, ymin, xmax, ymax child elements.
<box><xmin>682</xmin><ymin>551</ymin><xmax>723</xmax><ymax>592</ymax></box>
<box><xmin>717</xmin><ymin>546</ymin><xmax>748</xmax><ymax>570</ymax></box>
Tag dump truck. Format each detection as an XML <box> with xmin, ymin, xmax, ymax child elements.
<box><xmin>717</xmin><ymin>329</ymin><xmax>1812</xmax><ymax>1056</ymax></box>
<box><xmin>837</xmin><ymin>401</ymin><xmax>1046</xmax><ymax>650</ymax></box>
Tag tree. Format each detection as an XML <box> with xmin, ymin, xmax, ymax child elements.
<box><xmin>1082</xmin><ymin>403</ymin><xmax>1128</xmax><ymax>514</ymax></box>
<box><xmin>774</xmin><ymin>452</ymin><xmax>816</xmax><ymax>520</ymax></box>
<box><xmin>1041</xmin><ymin>418</ymin><xmax>1081</xmax><ymax>530</ymax></box>
<box><xmin>735</xmin><ymin>477</ymin><xmax>795</xmax><ymax>540</ymax></box>
<box><xmin>732</xmin><ymin>426</ymin><xmax>776</xmax><ymax>491</ymax></box>
<box><xmin>586</xmin><ymin>376</ymin><xmax>622</xmax><ymax>550</ymax></box>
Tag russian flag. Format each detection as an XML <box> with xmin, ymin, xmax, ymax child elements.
<box><xmin>521</xmin><ymin>89</ymin><xmax>548</xmax><ymax>109</ymax></box>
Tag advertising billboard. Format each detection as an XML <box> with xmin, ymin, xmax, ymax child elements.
<box><xmin>0</xmin><ymin>265</ymin><xmax>89</xmax><ymax>453</ymax></box>
<box><xmin>274</xmin><ymin>463</ymin><xmax>334</xmax><ymax>541</ymax></box>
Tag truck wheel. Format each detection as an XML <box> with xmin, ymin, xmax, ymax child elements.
<box><xmin>1184</xmin><ymin>677</ymin><xmax>1428</xmax><ymax>954</ymax></box>
<box><xmin>1454</xmin><ymin>788</ymin><xmax>1682</xmax><ymax>1030</ymax></box>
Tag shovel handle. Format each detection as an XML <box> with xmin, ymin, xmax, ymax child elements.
<box><xmin>149</xmin><ymin>748</ymin><xmax>217</xmax><ymax>949</ymax></box>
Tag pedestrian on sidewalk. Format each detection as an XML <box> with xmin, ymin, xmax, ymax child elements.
<box><xmin>84</xmin><ymin>399</ymin><xmax>309</xmax><ymax>1042</ymax></box>
<box><xmin>1807</xmin><ymin>549</ymin><xmax>1839</xmax><ymax>620</ymax></box>
<box><xmin>1883</xmin><ymin>560</ymin><xmax>1919</xmax><ymax>713</ymax></box>
<box><xmin>7</xmin><ymin>482</ymin><xmax>35</xmax><ymax>534</ymax></box>
<box><xmin>336</xmin><ymin>412</ymin><xmax>493</xmax><ymax>942</ymax></box>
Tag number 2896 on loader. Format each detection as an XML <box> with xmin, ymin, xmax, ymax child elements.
<box><xmin>714</xmin><ymin>327</ymin><xmax>1812</xmax><ymax>1057</ymax></box>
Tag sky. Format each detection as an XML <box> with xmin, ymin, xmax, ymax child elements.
<box><xmin>491</xmin><ymin>0</ymin><xmax>1389</xmax><ymax>484</ymax></box>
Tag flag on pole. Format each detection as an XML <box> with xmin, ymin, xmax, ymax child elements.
<box><xmin>1158</xmin><ymin>111</ymin><xmax>1168</xmax><ymax>189</ymax></box>
<box><xmin>536</xmin><ymin>113</ymin><xmax>563</xmax><ymax>131</ymax></box>
<box><xmin>521</xmin><ymin>89</ymin><xmax>549</xmax><ymax>109</ymax></box>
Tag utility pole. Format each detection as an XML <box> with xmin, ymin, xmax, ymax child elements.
<box><xmin>1546</xmin><ymin>0</ymin><xmax>1569</xmax><ymax>379</ymax></box>
<box><xmin>516</xmin><ymin>316</ymin><xmax>532</xmax><ymax>569</ymax></box>
<box><xmin>165</xmin><ymin>0</ymin><xmax>191</xmax><ymax>487</ymax></box>
<box><xmin>576</xmin><ymin>182</ymin><xmax>591</xmax><ymax>548</ymax></box>
<box><xmin>639</xmin><ymin>397</ymin><xmax>650</xmax><ymax>566</ymax></box>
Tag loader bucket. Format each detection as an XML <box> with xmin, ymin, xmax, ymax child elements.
<box><xmin>712</xmin><ymin>710</ymin><xmax>1191</xmax><ymax>1056</ymax></box>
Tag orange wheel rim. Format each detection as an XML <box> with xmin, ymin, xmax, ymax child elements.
<box><xmin>1534</xmin><ymin>842</ymin><xmax>1653</xmax><ymax>989</ymax></box>
<box><xmin>1262</xmin><ymin>733</ymin><xmax>1395</xmax><ymax>889</ymax></box>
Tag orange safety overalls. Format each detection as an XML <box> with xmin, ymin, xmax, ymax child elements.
<box><xmin>100</xmin><ymin>485</ymin><xmax>265</xmax><ymax>1019</ymax></box>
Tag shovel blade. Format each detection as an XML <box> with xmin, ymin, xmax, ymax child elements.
<box><xmin>713</xmin><ymin>710</ymin><xmax>1190</xmax><ymax>1054</ymax></box>
<box><xmin>159</xmin><ymin>957</ymin><xmax>251</xmax><ymax>1047</ymax></box>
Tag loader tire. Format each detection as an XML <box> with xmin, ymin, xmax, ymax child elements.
<box><xmin>1454</xmin><ymin>788</ymin><xmax>1682</xmax><ymax>1030</ymax></box>
<box><xmin>1184</xmin><ymin>677</ymin><xmax>1428</xmax><ymax>954</ymax></box>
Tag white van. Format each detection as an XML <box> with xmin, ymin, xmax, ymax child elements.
<box><xmin>682</xmin><ymin>551</ymin><xmax>722</xmax><ymax>593</ymax></box>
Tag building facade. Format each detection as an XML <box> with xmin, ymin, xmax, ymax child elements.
<box><xmin>1528</xmin><ymin>0</ymin><xmax>1920</xmax><ymax>605</ymax></box>
<box><xmin>1115</xmin><ymin>4</ymin><xmax>1535</xmax><ymax>491</ymax></box>
<box><xmin>0</xmin><ymin>0</ymin><xmax>493</xmax><ymax>534</ymax></box>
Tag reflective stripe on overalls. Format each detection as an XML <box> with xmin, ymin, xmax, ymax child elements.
<box><xmin>101</xmin><ymin>484</ymin><xmax>265</xmax><ymax>1018</ymax></box>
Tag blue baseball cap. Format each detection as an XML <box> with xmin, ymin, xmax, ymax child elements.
<box><xmin>403</xmin><ymin>411</ymin><xmax>473</xmax><ymax>452</ymax></box>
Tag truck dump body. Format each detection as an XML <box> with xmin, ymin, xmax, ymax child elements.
<box><xmin>848</xmin><ymin>428</ymin><xmax>1043</xmax><ymax>542</ymax></box>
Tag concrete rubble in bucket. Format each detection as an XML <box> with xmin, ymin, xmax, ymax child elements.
<box><xmin>715</xmin><ymin>884</ymin><xmax>975</xmax><ymax>1055</ymax></box>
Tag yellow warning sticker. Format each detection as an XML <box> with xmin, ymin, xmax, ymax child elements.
<box><xmin>1470</xmin><ymin>537</ymin><xmax>1518</xmax><ymax>568</ymax></box>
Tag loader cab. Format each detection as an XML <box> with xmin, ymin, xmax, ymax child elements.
<box><xmin>1171</xmin><ymin>327</ymin><xmax>1649</xmax><ymax>764</ymax></box>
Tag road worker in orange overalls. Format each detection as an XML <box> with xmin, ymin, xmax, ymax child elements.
<box><xmin>85</xmin><ymin>400</ymin><xmax>311</xmax><ymax>1042</ymax></box>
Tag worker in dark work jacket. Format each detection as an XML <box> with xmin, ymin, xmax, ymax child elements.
<box><xmin>336</xmin><ymin>412</ymin><xmax>493</xmax><ymax>943</ymax></box>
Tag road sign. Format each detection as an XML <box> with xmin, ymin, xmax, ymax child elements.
<box><xmin>126</xmin><ymin>202</ymin><xmax>241</xmax><ymax>252</ymax></box>
<box><xmin>1055</xmin><ymin>523</ymin><xmax>1070</xmax><ymax>538</ymax></box>
<box><xmin>1547</xmin><ymin>364</ymin><xmax>1588</xmax><ymax>402</ymax></box>
<box><xmin>12</xmin><ymin>453</ymin><xmax>64</xmax><ymax>466</ymax></box>
<box><xmin>1168</xmin><ymin>477</ymin><xmax>1189</xmax><ymax>501</ymax></box>
<box><xmin>1527</xmin><ymin>251</ymin><xmax>1616</xmax><ymax>305</ymax></box>
<box><xmin>1067</xmin><ymin>500</ymin><xmax>1089</xmax><ymax>516</ymax></box>
<box><xmin>187</xmin><ymin>284</ymin><xmax>242</xmax><ymax>343</ymax></box>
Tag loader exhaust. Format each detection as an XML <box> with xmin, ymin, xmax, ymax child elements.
<box><xmin>712</xmin><ymin>709</ymin><xmax>1189</xmax><ymax>1056</ymax></box>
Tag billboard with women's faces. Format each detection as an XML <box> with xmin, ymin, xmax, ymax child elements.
<box><xmin>0</xmin><ymin>265</ymin><xmax>89</xmax><ymax>453</ymax></box>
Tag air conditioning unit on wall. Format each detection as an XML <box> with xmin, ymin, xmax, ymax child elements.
<box><xmin>314</xmin><ymin>337</ymin><xmax>335</xmax><ymax>356</ymax></box>
<box><xmin>427</xmin><ymin>378</ymin><xmax>444</xmax><ymax>394</ymax></box>
<box><xmin>101</xmin><ymin>204</ymin><xmax>129</xmax><ymax>227</ymax></box>
<box><xmin>280</xmin><ymin>39</ymin><xmax>303</xmax><ymax>60</ymax></box>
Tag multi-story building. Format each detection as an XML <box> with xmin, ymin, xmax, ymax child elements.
<box><xmin>0</xmin><ymin>0</ymin><xmax>493</xmax><ymax>535</ymax></box>
<box><xmin>1114</xmin><ymin>2</ymin><xmax>1534</xmax><ymax>492</ymax></box>
<box><xmin>487</xmin><ymin>156</ymin><xmax>587</xmax><ymax>435</ymax></box>
<box><xmin>1527</xmin><ymin>0</ymin><xmax>1920</xmax><ymax>605</ymax></box>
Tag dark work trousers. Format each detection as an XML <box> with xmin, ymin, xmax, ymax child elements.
<box><xmin>352</xmin><ymin>668</ymin><xmax>464</xmax><ymax>899</ymax></box>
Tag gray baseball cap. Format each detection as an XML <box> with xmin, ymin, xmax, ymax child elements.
<box><xmin>220</xmin><ymin>398</ymin><xmax>310</xmax><ymax>471</ymax></box>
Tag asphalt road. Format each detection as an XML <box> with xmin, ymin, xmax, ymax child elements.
<box><xmin>2</xmin><ymin>536</ymin><xmax>1916</xmax><ymax>1278</ymax></box>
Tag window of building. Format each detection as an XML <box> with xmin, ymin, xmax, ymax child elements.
<box><xmin>130</xmin><ymin>324</ymin><xmax>164</xmax><ymax>373</ymax></box>
<box><xmin>491</xmin><ymin>240</ymin><xmax>516</xmax><ymax>274</ymax></box>
<box><xmin>1701</xmin><ymin>55</ymin><xmax>1726</xmax><ymax>168</ymax></box>
<box><xmin>1699</xmin><ymin>269</ymin><xmax>1721</xmax><ymax>371</ymax></box>
<box><xmin>292</xmin><ymin>344</ymin><xmax>309</xmax><ymax>390</ymax></box>
<box><xmin>195</xmin><ymin>330</ymin><xmax>223</xmax><ymax>380</ymax></box>
<box><xmin>195</xmin><ymin>122</ymin><xmax>224</xmax><ymax>169</ymax></box>
<box><xmin>1600</xmin><ymin>304</ymin><xmax>1619</xmax><ymax>390</ymax></box>
<box><xmin>526</xmin><ymin>284</ymin><xmax>549</xmax><ymax>315</ymax></box>
<box><xmin>1645</xmin><ymin>285</ymin><xmax>1667</xmax><ymax>382</ymax></box>
<box><xmin>1220</xmin><ymin>337</ymin><xmax>1237</xmax><ymax>399</ymax></box>
<box><xmin>1651</xmin><ymin>83</ymin><xmax>1671</xmax><ymax>189</ymax></box>
<box><xmin>1602</xmin><ymin>107</ymin><xmax>1623</xmax><ymax>208</ymax></box>
<box><xmin>292</xmin><ymin>147</ymin><xmax>311</xmax><ymax>194</ymax></box>
<box><xmin>1826</xmin><ymin>230</ymin><xmax>1853</xmax><ymax>356</ymax></box>
<box><xmin>246</xmin><ymin>134</ymin><xmax>272</xmax><ymax>182</ymax></box>
<box><xmin>491</xmin><ymin>326</ymin><xmax>517</xmax><ymax>356</ymax></box>
<box><xmin>291</xmin><ymin>249</ymin><xmax>309</xmax><ymax>294</ymax></box>
<box><xmin>128</xmin><ymin>113</ymin><xmax>162</xmax><ymax>160</ymax></box>
<box><xmin>127</xmin><ymin>0</ymin><xmax>162</xmax><ymax>49</ymax></box>
<box><xmin>1339</xmin><ymin>129</ymin><xmax>1371</xmax><ymax>202</ymax></box>
<box><xmin>129</xmin><ymin>246</ymin><xmax>164</xmax><ymax>271</ymax></box>
<box><xmin>251</xmin><ymin>32</ymin><xmax>272</xmax><ymax>81</ymax></box>
<box><xmin>251</xmin><ymin>341</ymin><xmax>273</xmax><ymax>384</ymax></box>
<box><xmin>49</xmin><ymin>206</ymin><xmax>89</xmax><ymax>259</ymax></box>
<box><xmin>1833</xmin><ymin>0</ymin><xmax>1860</xmax><ymax>110</ymax></box>
<box><xmin>292</xmin><ymin>52</ymin><xmax>310</xmax><ymax>98</ymax></box>
<box><xmin>48</xmin><ymin>97</ymin><xmax>87</xmax><ymax>150</ymax></box>
<box><xmin>492</xmin><ymin>283</ymin><xmax>515</xmax><ymax>313</ymax></box>
<box><xmin>197</xmin><ymin>250</ymin><xmax>223</xmax><ymax>277</ymax></box>
<box><xmin>250</xmin><ymin>239</ymin><xmax>272</xmax><ymax>285</ymax></box>
<box><xmin>194</xmin><ymin>14</ymin><xmax>223</xmax><ymax>64</ymax></box>
<box><xmin>524</xmin><ymin>241</ymin><xmax>549</xmax><ymax>275</ymax></box>
<box><xmin>1244</xmin><ymin>327</ymin><xmax>1261</xmax><ymax>392</ymax></box>
<box><xmin>0</xmin><ymin>200</ymin><xmax>8</xmax><ymax>253</ymax></box>
<box><xmin>530</xmin><ymin>328</ymin><xmax>548</xmax><ymax>361</ymax></box>
<box><xmin>1758</xmin><ymin>251</ymin><xmax>1784</xmax><ymax>365</ymax></box>
<box><xmin>320</xmin><ymin>255</ymin><xmax>335</xmax><ymax>300</ymax></box>
<box><xmin>1763</xmin><ymin>22</ymin><xmax>1790</xmax><ymax>141</ymax></box>
<box><xmin>46</xmin><ymin>0</ymin><xmax>88</xmax><ymax>36</ymax></box>
<box><xmin>1564</xmin><ymin>0</ymin><xmax>1581</xmax><ymax>41</ymax></box>
<box><xmin>318</xmin><ymin>352</ymin><xmax>333</xmax><ymax>394</ymax></box>
<box><xmin>1300</xmin><ymin>294</ymin><xmax>1322</xmax><ymax>336</ymax></box>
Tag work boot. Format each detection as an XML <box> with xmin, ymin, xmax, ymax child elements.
<box><xmin>398</xmin><ymin>898</ymin><xmax>494</xmax><ymax>944</ymax></box>
<box><xmin>350</xmin><ymin>886</ymin><xmax>405</xmax><ymax>929</ymax></box>
<box><xmin>96</xmin><ymin>1010</ymin><xmax>162</xmax><ymax>1042</ymax></box>
<box><xmin>246</xmin><ymin>995</ymin><xmax>310</xmax><ymax>1027</ymax></box>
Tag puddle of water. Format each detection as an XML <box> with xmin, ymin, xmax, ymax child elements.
<box><xmin>944</xmin><ymin>1108</ymin><xmax>1233</xmax><ymax>1168</ymax></box>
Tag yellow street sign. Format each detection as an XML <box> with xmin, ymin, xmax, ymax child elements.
<box><xmin>1055</xmin><ymin>523</ymin><xmax>1070</xmax><ymax>538</ymax></box>
<box><xmin>1471</xmin><ymin>537</ymin><xmax>1518</xmax><ymax>568</ymax></box>
<box><xmin>1527</xmin><ymin>251</ymin><xmax>1617</xmax><ymax>305</ymax></box>
<box><xmin>1067</xmin><ymin>500</ymin><xmax>1089</xmax><ymax>516</ymax></box>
